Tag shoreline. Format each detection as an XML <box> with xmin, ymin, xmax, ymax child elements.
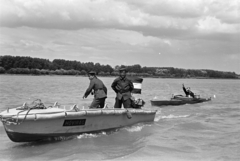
<box><xmin>0</xmin><ymin>73</ymin><xmax>239</xmax><ymax>80</ymax></box>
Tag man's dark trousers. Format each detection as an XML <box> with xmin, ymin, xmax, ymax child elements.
<box><xmin>114</xmin><ymin>98</ymin><xmax>131</xmax><ymax>108</ymax></box>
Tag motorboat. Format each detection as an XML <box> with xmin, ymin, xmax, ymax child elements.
<box><xmin>151</xmin><ymin>95</ymin><xmax>211</xmax><ymax>107</ymax></box>
<box><xmin>0</xmin><ymin>100</ymin><xmax>156</xmax><ymax>142</ymax></box>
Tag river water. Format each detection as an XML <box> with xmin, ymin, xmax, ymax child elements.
<box><xmin>0</xmin><ymin>75</ymin><xmax>239</xmax><ymax>161</ymax></box>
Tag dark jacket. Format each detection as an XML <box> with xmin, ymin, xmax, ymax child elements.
<box><xmin>84</xmin><ymin>77</ymin><xmax>107</xmax><ymax>99</ymax></box>
<box><xmin>183</xmin><ymin>86</ymin><xmax>195</xmax><ymax>98</ymax></box>
<box><xmin>111</xmin><ymin>77</ymin><xmax>134</xmax><ymax>100</ymax></box>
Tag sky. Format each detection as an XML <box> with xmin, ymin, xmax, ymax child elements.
<box><xmin>0</xmin><ymin>0</ymin><xmax>240</xmax><ymax>73</ymax></box>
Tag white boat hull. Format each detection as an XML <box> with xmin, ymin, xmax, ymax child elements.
<box><xmin>0</xmin><ymin>108</ymin><xmax>156</xmax><ymax>142</ymax></box>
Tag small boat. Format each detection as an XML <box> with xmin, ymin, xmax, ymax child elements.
<box><xmin>0</xmin><ymin>100</ymin><xmax>156</xmax><ymax>142</ymax></box>
<box><xmin>151</xmin><ymin>95</ymin><xmax>211</xmax><ymax>107</ymax></box>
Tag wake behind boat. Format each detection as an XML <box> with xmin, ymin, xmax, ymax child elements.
<box><xmin>0</xmin><ymin>100</ymin><xmax>156</xmax><ymax>142</ymax></box>
<box><xmin>151</xmin><ymin>95</ymin><xmax>211</xmax><ymax>107</ymax></box>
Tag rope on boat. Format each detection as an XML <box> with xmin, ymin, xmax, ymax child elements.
<box><xmin>14</xmin><ymin>99</ymin><xmax>47</xmax><ymax>125</ymax></box>
<box><xmin>1</xmin><ymin>99</ymin><xmax>59</xmax><ymax>125</ymax></box>
<box><xmin>19</xmin><ymin>99</ymin><xmax>47</xmax><ymax>124</ymax></box>
<box><xmin>21</xmin><ymin>99</ymin><xmax>47</xmax><ymax>110</ymax></box>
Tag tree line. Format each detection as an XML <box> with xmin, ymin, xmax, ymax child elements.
<box><xmin>0</xmin><ymin>55</ymin><xmax>238</xmax><ymax>79</ymax></box>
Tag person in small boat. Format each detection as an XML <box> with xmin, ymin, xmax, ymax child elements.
<box><xmin>111</xmin><ymin>67</ymin><xmax>134</xmax><ymax>108</ymax></box>
<box><xmin>83</xmin><ymin>71</ymin><xmax>107</xmax><ymax>108</ymax></box>
<box><xmin>182</xmin><ymin>84</ymin><xmax>195</xmax><ymax>98</ymax></box>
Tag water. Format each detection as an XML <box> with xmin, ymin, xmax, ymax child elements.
<box><xmin>0</xmin><ymin>75</ymin><xmax>239</xmax><ymax>161</ymax></box>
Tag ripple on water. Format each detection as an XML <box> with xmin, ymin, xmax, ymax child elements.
<box><xmin>1</xmin><ymin>76</ymin><xmax>240</xmax><ymax>161</ymax></box>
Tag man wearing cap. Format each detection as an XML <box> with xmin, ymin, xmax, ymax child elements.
<box><xmin>83</xmin><ymin>71</ymin><xmax>107</xmax><ymax>108</ymax></box>
<box><xmin>182</xmin><ymin>84</ymin><xmax>195</xmax><ymax>98</ymax></box>
<box><xmin>111</xmin><ymin>67</ymin><xmax>134</xmax><ymax>108</ymax></box>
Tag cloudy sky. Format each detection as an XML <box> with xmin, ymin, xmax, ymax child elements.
<box><xmin>0</xmin><ymin>0</ymin><xmax>239</xmax><ymax>73</ymax></box>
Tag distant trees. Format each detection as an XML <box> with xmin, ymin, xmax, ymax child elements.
<box><xmin>0</xmin><ymin>55</ymin><xmax>53</xmax><ymax>70</ymax></box>
<box><xmin>0</xmin><ymin>56</ymin><xmax>114</xmax><ymax>76</ymax></box>
<box><xmin>0</xmin><ymin>66</ymin><xmax>5</xmax><ymax>73</ymax></box>
<box><xmin>0</xmin><ymin>55</ymin><xmax>238</xmax><ymax>79</ymax></box>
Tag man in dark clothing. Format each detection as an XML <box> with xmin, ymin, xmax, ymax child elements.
<box><xmin>83</xmin><ymin>71</ymin><xmax>107</xmax><ymax>108</ymax></box>
<box><xmin>111</xmin><ymin>68</ymin><xmax>134</xmax><ymax>108</ymax></box>
<box><xmin>182</xmin><ymin>84</ymin><xmax>195</xmax><ymax>98</ymax></box>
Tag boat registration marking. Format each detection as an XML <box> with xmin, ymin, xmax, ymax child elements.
<box><xmin>63</xmin><ymin>119</ymin><xmax>86</xmax><ymax>126</ymax></box>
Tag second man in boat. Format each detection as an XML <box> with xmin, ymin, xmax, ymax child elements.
<box><xmin>111</xmin><ymin>67</ymin><xmax>134</xmax><ymax>108</ymax></box>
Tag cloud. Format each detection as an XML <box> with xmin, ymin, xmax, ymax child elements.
<box><xmin>1</xmin><ymin>0</ymin><xmax>239</xmax><ymax>33</ymax></box>
<box><xmin>0</xmin><ymin>0</ymin><xmax>149</xmax><ymax>29</ymax></box>
<box><xmin>0</xmin><ymin>0</ymin><xmax>239</xmax><ymax>46</ymax></box>
<box><xmin>0</xmin><ymin>0</ymin><xmax>239</xmax><ymax>73</ymax></box>
<box><xmin>204</xmin><ymin>0</ymin><xmax>240</xmax><ymax>24</ymax></box>
<box><xmin>122</xmin><ymin>0</ymin><xmax>204</xmax><ymax>18</ymax></box>
<box><xmin>196</xmin><ymin>16</ymin><xmax>239</xmax><ymax>33</ymax></box>
<box><xmin>163</xmin><ymin>40</ymin><xmax>171</xmax><ymax>46</ymax></box>
<box><xmin>0</xmin><ymin>26</ymin><xmax>168</xmax><ymax>61</ymax></box>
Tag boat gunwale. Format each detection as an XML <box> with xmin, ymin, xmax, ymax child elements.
<box><xmin>0</xmin><ymin>108</ymin><xmax>157</xmax><ymax>122</ymax></box>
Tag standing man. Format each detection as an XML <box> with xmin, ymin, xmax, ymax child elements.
<box><xmin>83</xmin><ymin>71</ymin><xmax>107</xmax><ymax>108</ymax></box>
<box><xmin>111</xmin><ymin>68</ymin><xmax>134</xmax><ymax>108</ymax></box>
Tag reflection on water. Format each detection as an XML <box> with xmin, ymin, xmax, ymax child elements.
<box><xmin>0</xmin><ymin>75</ymin><xmax>240</xmax><ymax>161</ymax></box>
